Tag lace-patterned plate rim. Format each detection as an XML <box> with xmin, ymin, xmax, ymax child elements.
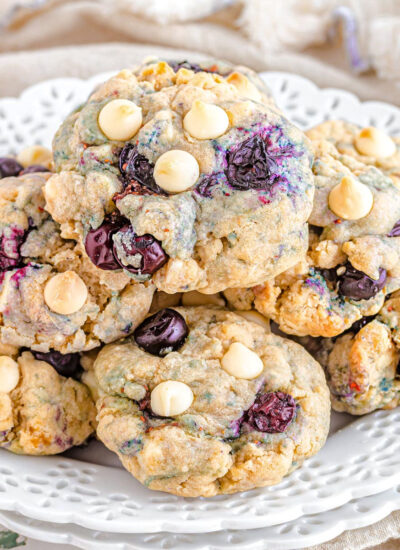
<box><xmin>0</xmin><ymin>72</ymin><xmax>399</xmax><ymax>534</ymax></box>
<box><xmin>0</xmin><ymin>484</ymin><xmax>400</xmax><ymax>550</ymax></box>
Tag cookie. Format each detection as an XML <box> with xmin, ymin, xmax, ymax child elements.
<box><xmin>0</xmin><ymin>350</ymin><xmax>96</xmax><ymax>455</ymax></box>
<box><xmin>45</xmin><ymin>59</ymin><xmax>314</xmax><ymax>294</ymax></box>
<box><xmin>225</xmin><ymin>138</ymin><xmax>400</xmax><ymax>337</ymax></box>
<box><xmin>0</xmin><ymin>173</ymin><xmax>154</xmax><ymax>353</ymax></box>
<box><xmin>94</xmin><ymin>306</ymin><xmax>330</xmax><ymax>496</ymax></box>
<box><xmin>306</xmin><ymin>120</ymin><xmax>400</xmax><ymax>188</ymax></box>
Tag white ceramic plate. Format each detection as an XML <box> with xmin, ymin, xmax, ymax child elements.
<box><xmin>1</xmin><ymin>484</ymin><xmax>400</xmax><ymax>550</ymax></box>
<box><xmin>0</xmin><ymin>71</ymin><xmax>399</xmax><ymax>535</ymax></box>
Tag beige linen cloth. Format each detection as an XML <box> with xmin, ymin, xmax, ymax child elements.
<box><xmin>0</xmin><ymin>2</ymin><xmax>399</xmax><ymax>549</ymax></box>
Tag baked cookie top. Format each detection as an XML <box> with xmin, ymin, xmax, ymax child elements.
<box><xmin>0</xmin><ymin>350</ymin><xmax>96</xmax><ymax>455</ymax></box>
<box><xmin>45</xmin><ymin>59</ymin><xmax>314</xmax><ymax>293</ymax></box>
<box><xmin>94</xmin><ymin>306</ymin><xmax>330</xmax><ymax>496</ymax></box>
<box><xmin>0</xmin><ymin>173</ymin><xmax>154</xmax><ymax>353</ymax></box>
<box><xmin>225</xmin><ymin>137</ymin><xmax>400</xmax><ymax>337</ymax></box>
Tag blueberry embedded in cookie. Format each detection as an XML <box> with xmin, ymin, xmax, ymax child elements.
<box><xmin>93</xmin><ymin>307</ymin><xmax>330</xmax><ymax>496</ymax></box>
<box><xmin>45</xmin><ymin>58</ymin><xmax>314</xmax><ymax>293</ymax></box>
<box><xmin>0</xmin><ymin>350</ymin><xmax>96</xmax><ymax>455</ymax></box>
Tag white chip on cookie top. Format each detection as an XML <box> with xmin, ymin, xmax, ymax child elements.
<box><xmin>226</xmin><ymin>72</ymin><xmax>261</xmax><ymax>102</ymax></box>
<box><xmin>150</xmin><ymin>380</ymin><xmax>194</xmax><ymax>417</ymax></box>
<box><xmin>328</xmin><ymin>175</ymin><xmax>373</xmax><ymax>220</ymax></box>
<box><xmin>183</xmin><ymin>100</ymin><xmax>229</xmax><ymax>140</ymax></box>
<box><xmin>154</xmin><ymin>150</ymin><xmax>200</xmax><ymax>193</ymax></box>
<box><xmin>44</xmin><ymin>271</ymin><xmax>88</xmax><ymax>315</ymax></box>
<box><xmin>354</xmin><ymin>127</ymin><xmax>396</xmax><ymax>158</ymax></box>
<box><xmin>98</xmin><ymin>99</ymin><xmax>142</xmax><ymax>141</ymax></box>
<box><xmin>0</xmin><ymin>356</ymin><xmax>20</xmax><ymax>393</ymax></box>
<box><xmin>221</xmin><ymin>342</ymin><xmax>264</xmax><ymax>380</ymax></box>
<box><xmin>17</xmin><ymin>145</ymin><xmax>52</xmax><ymax>169</ymax></box>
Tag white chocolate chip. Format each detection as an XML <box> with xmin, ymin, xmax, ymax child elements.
<box><xmin>355</xmin><ymin>127</ymin><xmax>396</xmax><ymax>158</ymax></box>
<box><xmin>236</xmin><ymin>310</ymin><xmax>270</xmax><ymax>331</ymax></box>
<box><xmin>154</xmin><ymin>150</ymin><xmax>199</xmax><ymax>193</ymax></box>
<box><xmin>221</xmin><ymin>342</ymin><xmax>264</xmax><ymax>380</ymax></box>
<box><xmin>183</xmin><ymin>100</ymin><xmax>229</xmax><ymax>140</ymax></box>
<box><xmin>98</xmin><ymin>99</ymin><xmax>142</xmax><ymax>141</ymax></box>
<box><xmin>226</xmin><ymin>72</ymin><xmax>261</xmax><ymax>102</ymax></box>
<box><xmin>328</xmin><ymin>176</ymin><xmax>373</xmax><ymax>220</ymax></box>
<box><xmin>17</xmin><ymin>145</ymin><xmax>52</xmax><ymax>169</ymax></box>
<box><xmin>150</xmin><ymin>381</ymin><xmax>193</xmax><ymax>417</ymax></box>
<box><xmin>0</xmin><ymin>356</ymin><xmax>20</xmax><ymax>393</ymax></box>
<box><xmin>44</xmin><ymin>271</ymin><xmax>88</xmax><ymax>315</ymax></box>
<box><xmin>181</xmin><ymin>291</ymin><xmax>225</xmax><ymax>307</ymax></box>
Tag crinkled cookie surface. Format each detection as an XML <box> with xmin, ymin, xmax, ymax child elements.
<box><xmin>0</xmin><ymin>173</ymin><xmax>154</xmax><ymax>353</ymax></box>
<box><xmin>94</xmin><ymin>307</ymin><xmax>330</xmax><ymax>496</ymax></box>
<box><xmin>46</xmin><ymin>60</ymin><xmax>314</xmax><ymax>293</ymax></box>
<box><xmin>225</xmin><ymin>136</ymin><xmax>400</xmax><ymax>338</ymax></box>
<box><xmin>0</xmin><ymin>351</ymin><xmax>96</xmax><ymax>455</ymax></box>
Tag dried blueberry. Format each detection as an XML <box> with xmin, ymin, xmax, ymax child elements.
<box><xmin>84</xmin><ymin>213</ymin><xmax>127</xmax><ymax>270</ymax></box>
<box><xmin>113</xmin><ymin>225</ymin><xmax>168</xmax><ymax>276</ymax></box>
<box><xmin>169</xmin><ymin>60</ymin><xmax>218</xmax><ymax>73</ymax></box>
<box><xmin>338</xmin><ymin>263</ymin><xmax>386</xmax><ymax>301</ymax></box>
<box><xmin>225</xmin><ymin>134</ymin><xmax>278</xmax><ymax>191</ymax></box>
<box><xmin>195</xmin><ymin>174</ymin><xmax>220</xmax><ymax>198</ymax></box>
<box><xmin>0</xmin><ymin>158</ymin><xmax>23</xmax><ymax>178</ymax></box>
<box><xmin>134</xmin><ymin>308</ymin><xmax>188</xmax><ymax>356</ymax></box>
<box><xmin>32</xmin><ymin>350</ymin><xmax>80</xmax><ymax>378</ymax></box>
<box><xmin>0</xmin><ymin>228</ymin><xmax>26</xmax><ymax>271</ymax></box>
<box><xmin>244</xmin><ymin>391</ymin><xmax>296</xmax><ymax>433</ymax></box>
<box><xmin>118</xmin><ymin>145</ymin><xmax>165</xmax><ymax>196</ymax></box>
<box><xmin>20</xmin><ymin>164</ymin><xmax>51</xmax><ymax>175</ymax></box>
<box><xmin>388</xmin><ymin>220</ymin><xmax>400</xmax><ymax>237</ymax></box>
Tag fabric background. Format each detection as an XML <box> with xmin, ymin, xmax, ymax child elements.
<box><xmin>0</xmin><ymin>1</ymin><xmax>399</xmax><ymax>548</ymax></box>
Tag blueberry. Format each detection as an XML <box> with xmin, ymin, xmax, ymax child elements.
<box><xmin>20</xmin><ymin>164</ymin><xmax>50</xmax><ymax>175</ymax></box>
<box><xmin>169</xmin><ymin>60</ymin><xmax>213</xmax><ymax>73</ymax></box>
<box><xmin>134</xmin><ymin>308</ymin><xmax>188</xmax><ymax>356</ymax></box>
<box><xmin>0</xmin><ymin>158</ymin><xmax>23</xmax><ymax>178</ymax></box>
<box><xmin>113</xmin><ymin>225</ymin><xmax>168</xmax><ymax>276</ymax></box>
<box><xmin>118</xmin><ymin>145</ymin><xmax>165</xmax><ymax>196</ymax></box>
<box><xmin>32</xmin><ymin>350</ymin><xmax>80</xmax><ymax>378</ymax></box>
<box><xmin>225</xmin><ymin>134</ymin><xmax>285</xmax><ymax>191</ymax></box>
<box><xmin>244</xmin><ymin>391</ymin><xmax>296</xmax><ymax>433</ymax></box>
<box><xmin>84</xmin><ymin>213</ymin><xmax>127</xmax><ymax>270</ymax></box>
<box><xmin>338</xmin><ymin>263</ymin><xmax>386</xmax><ymax>301</ymax></box>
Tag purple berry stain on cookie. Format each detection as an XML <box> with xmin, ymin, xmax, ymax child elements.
<box><xmin>84</xmin><ymin>213</ymin><xmax>127</xmax><ymax>270</ymax></box>
<box><xmin>32</xmin><ymin>350</ymin><xmax>80</xmax><ymax>378</ymax></box>
<box><xmin>118</xmin><ymin>144</ymin><xmax>165</xmax><ymax>196</ymax></box>
<box><xmin>113</xmin><ymin>225</ymin><xmax>168</xmax><ymax>276</ymax></box>
<box><xmin>338</xmin><ymin>263</ymin><xmax>386</xmax><ymax>301</ymax></box>
<box><xmin>134</xmin><ymin>308</ymin><xmax>188</xmax><ymax>356</ymax></box>
<box><xmin>0</xmin><ymin>227</ymin><xmax>27</xmax><ymax>271</ymax></box>
<box><xmin>0</xmin><ymin>158</ymin><xmax>24</xmax><ymax>178</ymax></box>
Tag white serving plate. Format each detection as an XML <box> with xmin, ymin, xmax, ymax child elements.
<box><xmin>1</xmin><ymin>484</ymin><xmax>400</xmax><ymax>550</ymax></box>
<box><xmin>0</xmin><ymin>70</ymin><xmax>400</xmax><ymax>535</ymax></box>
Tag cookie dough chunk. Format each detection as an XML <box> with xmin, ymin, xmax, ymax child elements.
<box><xmin>94</xmin><ymin>307</ymin><xmax>330</xmax><ymax>496</ymax></box>
<box><xmin>306</xmin><ymin>120</ymin><xmax>400</xmax><ymax>188</ymax></box>
<box><xmin>46</xmin><ymin>59</ymin><xmax>314</xmax><ymax>294</ymax></box>
<box><xmin>0</xmin><ymin>351</ymin><xmax>96</xmax><ymax>454</ymax></box>
<box><xmin>225</xmin><ymin>139</ymin><xmax>400</xmax><ymax>337</ymax></box>
<box><xmin>0</xmin><ymin>173</ymin><xmax>154</xmax><ymax>353</ymax></box>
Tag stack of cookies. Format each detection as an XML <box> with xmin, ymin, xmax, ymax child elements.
<box><xmin>0</xmin><ymin>57</ymin><xmax>398</xmax><ymax>497</ymax></box>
